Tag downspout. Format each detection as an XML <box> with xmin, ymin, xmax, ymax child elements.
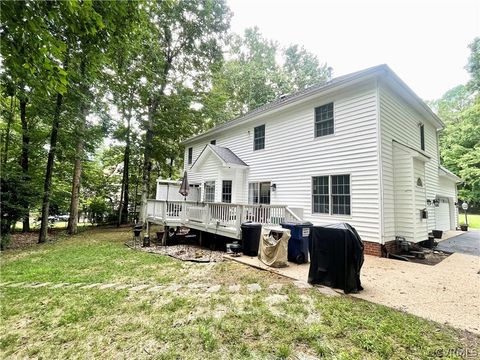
<box><xmin>375</xmin><ymin>78</ymin><xmax>385</xmax><ymax>247</ymax></box>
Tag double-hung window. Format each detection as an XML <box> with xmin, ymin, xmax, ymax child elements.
<box><xmin>204</xmin><ymin>181</ymin><xmax>215</xmax><ymax>202</ymax></box>
<box><xmin>187</xmin><ymin>147</ymin><xmax>193</xmax><ymax>165</ymax></box>
<box><xmin>312</xmin><ymin>174</ymin><xmax>351</xmax><ymax>215</ymax></box>
<box><xmin>314</xmin><ymin>103</ymin><xmax>334</xmax><ymax>137</ymax></box>
<box><xmin>222</xmin><ymin>180</ymin><xmax>232</xmax><ymax>203</ymax></box>
<box><xmin>331</xmin><ymin>175</ymin><xmax>351</xmax><ymax>215</ymax></box>
<box><xmin>420</xmin><ymin>124</ymin><xmax>425</xmax><ymax>151</ymax></box>
<box><xmin>312</xmin><ymin>176</ymin><xmax>329</xmax><ymax>214</ymax></box>
<box><xmin>254</xmin><ymin>125</ymin><xmax>265</xmax><ymax>150</ymax></box>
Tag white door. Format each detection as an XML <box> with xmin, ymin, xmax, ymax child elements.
<box><xmin>435</xmin><ymin>198</ymin><xmax>451</xmax><ymax>231</ymax></box>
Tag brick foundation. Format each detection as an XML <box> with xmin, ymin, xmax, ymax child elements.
<box><xmin>362</xmin><ymin>241</ymin><xmax>382</xmax><ymax>256</ymax></box>
<box><xmin>362</xmin><ymin>240</ymin><xmax>398</xmax><ymax>257</ymax></box>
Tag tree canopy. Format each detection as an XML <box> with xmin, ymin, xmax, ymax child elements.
<box><xmin>434</xmin><ymin>37</ymin><xmax>480</xmax><ymax>209</ymax></box>
<box><xmin>3</xmin><ymin>0</ymin><xmax>475</xmax><ymax>247</ymax></box>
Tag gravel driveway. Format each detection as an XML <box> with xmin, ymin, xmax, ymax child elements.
<box><xmin>355</xmin><ymin>252</ymin><xmax>480</xmax><ymax>334</ymax></box>
<box><xmin>230</xmin><ymin>248</ymin><xmax>480</xmax><ymax>334</ymax></box>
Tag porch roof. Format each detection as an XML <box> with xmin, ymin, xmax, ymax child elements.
<box><xmin>190</xmin><ymin>144</ymin><xmax>248</xmax><ymax>171</ymax></box>
<box><xmin>438</xmin><ymin>166</ymin><xmax>462</xmax><ymax>183</ymax></box>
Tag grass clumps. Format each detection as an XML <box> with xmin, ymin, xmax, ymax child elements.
<box><xmin>1</xmin><ymin>227</ymin><xmax>478</xmax><ymax>359</ymax></box>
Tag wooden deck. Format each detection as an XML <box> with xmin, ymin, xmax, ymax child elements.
<box><xmin>146</xmin><ymin>200</ymin><xmax>302</xmax><ymax>239</ymax></box>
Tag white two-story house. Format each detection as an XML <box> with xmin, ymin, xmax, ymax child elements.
<box><xmin>146</xmin><ymin>64</ymin><xmax>460</xmax><ymax>256</ymax></box>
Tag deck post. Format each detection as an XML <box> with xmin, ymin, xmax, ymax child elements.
<box><xmin>204</xmin><ymin>203</ymin><xmax>210</xmax><ymax>230</ymax></box>
<box><xmin>236</xmin><ymin>205</ymin><xmax>243</xmax><ymax>230</ymax></box>
<box><xmin>161</xmin><ymin>201</ymin><xmax>166</xmax><ymax>221</ymax></box>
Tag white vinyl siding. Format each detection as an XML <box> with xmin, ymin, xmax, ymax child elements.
<box><xmin>413</xmin><ymin>159</ymin><xmax>428</xmax><ymax>241</ymax></box>
<box><xmin>380</xmin><ymin>82</ymin><xmax>442</xmax><ymax>242</ymax></box>
<box><xmin>184</xmin><ymin>80</ymin><xmax>381</xmax><ymax>243</ymax></box>
<box><xmin>437</xmin><ymin>176</ymin><xmax>459</xmax><ymax>229</ymax></box>
<box><xmin>393</xmin><ymin>145</ymin><xmax>414</xmax><ymax>241</ymax></box>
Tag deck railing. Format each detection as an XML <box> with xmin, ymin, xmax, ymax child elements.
<box><xmin>146</xmin><ymin>200</ymin><xmax>302</xmax><ymax>230</ymax></box>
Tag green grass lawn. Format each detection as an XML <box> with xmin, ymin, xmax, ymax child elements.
<box><xmin>459</xmin><ymin>213</ymin><xmax>480</xmax><ymax>229</ymax></box>
<box><xmin>1</xmin><ymin>228</ymin><xmax>478</xmax><ymax>359</ymax></box>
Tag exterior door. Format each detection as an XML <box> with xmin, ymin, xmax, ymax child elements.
<box><xmin>435</xmin><ymin>197</ymin><xmax>451</xmax><ymax>231</ymax></box>
<box><xmin>248</xmin><ymin>182</ymin><xmax>271</xmax><ymax>204</ymax></box>
<box><xmin>259</xmin><ymin>182</ymin><xmax>271</xmax><ymax>204</ymax></box>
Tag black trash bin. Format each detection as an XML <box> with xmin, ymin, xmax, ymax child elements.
<box><xmin>308</xmin><ymin>223</ymin><xmax>364</xmax><ymax>294</ymax></box>
<box><xmin>281</xmin><ymin>221</ymin><xmax>313</xmax><ymax>264</ymax></box>
<box><xmin>241</xmin><ymin>222</ymin><xmax>262</xmax><ymax>256</ymax></box>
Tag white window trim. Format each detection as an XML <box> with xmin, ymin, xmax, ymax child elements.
<box><xmin>187</xmin><ymin>147</ymin><xmax>193</xmax><ymax>165</ymax></box>
<box><xmin>313</xmin><ymin>102</ymin><xmax>335</xmax><ymax>139</ymax></box>
<box><xmin>311</xmin><ymin>173</ymin><xmax>352</xmax><ymax>218</ymax></box>
<box><xmin>221</xmin><ymin>179</ymin><xmax>233</xmax><ymax>203</ymax></box>
<box><xmin>248</xmin><ymin>181</ymin><xmax>271</xmax><ymax>204</ymax></box>
<box><xmin>253</xmin><ymin>124</ymin><xmax>266</xmax><ymax>151</ymax></box>
<box><xmin>204</xmin><ymin>180</ymin><xmax>216</xmax><ymax>203</ymax></box>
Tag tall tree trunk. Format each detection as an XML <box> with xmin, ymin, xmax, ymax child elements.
<box><xmin>67</xmin><ymin>60</ymin><xmax>88</xmax><ymax>235</ymax></box>
<box><xmin>39</xmin><ymin>93</ymin><xmax>63</xmax><ymax>243</ymax></box>
<box><xmin>133</xmin><ymin>166</ymin><xmax>140</xmax><ymax>221</ymax></box>
<box><xmin>3</xmin><ymin>95</ymin><xmax>15</xmax><ymax>165</ymax></box>
<box><xmin>20</xmin><ymin>97</ymin><xmax>30</xmax><ymax>232</ymax></box>
<box><xmin>117</xmin><ymin>179</ymin><xmax>125</xmax><ymax>227</ymax></box>
<box><xmin>139</xmin><ymin>101</ymin><xmax>157</xmax><ymax>224</ymax></box>
<box><xmin>66</xmin><ymin>120</ymin><xmax>85</xmax><ymax>234</ymax></box>
<box><xmin>118</xmin><ymin>110</ymin><xmax>131</xmax><ymax>226</ymax></box>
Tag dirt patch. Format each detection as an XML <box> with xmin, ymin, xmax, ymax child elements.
<box><xmin>127</xmin><ymin>242</ymin><xmax>225</xmax><ymax>262</ymax></box>
<box><xmin>406</xmin><ymin>249</ymin><xmax>451</xmax><ymax>265</ymax></box>
<box><xmin>5</xmin><ymin>231</ymin><xmax>59</xmax><ymax>250</ymax></box>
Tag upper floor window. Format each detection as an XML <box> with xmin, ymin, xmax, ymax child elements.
<box><xmin>420</xmin><ymin>124</ymin><xmax>425</xmax><ymax>151</ymax></box>
<box><xmin>315</xmin><ymin>102</ymin><xmax>334</xmax><ymax>137</ymax></box>
<box><xmin>254</xmin><ymin>124</ymin><xmax>265</xmax><ymax>150</ymax></box>
<box><xmin>210</xmin><ymin>140</ymin><xmax>216</xmax><ymax>145</ymax></box>
<box><xmin>204</xmin><ymin>181</ymin><xmax>215</xmax><ymax>202</ymax></box>
<box><xmin>222</xmin><ymin>180</ymin><xmax>232</xmax><ymax>203</ymax></box>
<box><xmin>187</xmin><ymin>147</ymin><xmax>193</xmax><ymax>165</ymax></box>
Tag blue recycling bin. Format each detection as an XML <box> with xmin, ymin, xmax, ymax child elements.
<box><xmin>281</xmin><ymin>221</ymin><xmax>313</xmax><ymax>264</ymax></box>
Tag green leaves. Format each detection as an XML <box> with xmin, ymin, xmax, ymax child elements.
<box><xmin>437</xmin><ymin>38</ymin><xmax>480</xmax><ymax>207</ymax></box>
<box><xmin>204</xmin><ymin>27</ymin><xmax>331</xmax><ymax>126</ymax></box>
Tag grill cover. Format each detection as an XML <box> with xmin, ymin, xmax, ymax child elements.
<box><xmin>308</xmin><ymin>223</ymin><xmax>364</xmax><ymax>294</ymax></box>
<box><xmin>258</xmin><ymin>227</ymin><xmax>291</xmax><ymax>268</ymax></box>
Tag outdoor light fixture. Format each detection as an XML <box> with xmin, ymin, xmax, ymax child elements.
<box><xmin>426</xmin><ymin>199</ymin><xmax>432</xmax><ymax>206</ymax></box>
<box><xmin>270</xmin><ymin>183</ymin><xmax>277</xmax><ymax>191</ymax></box>
<box><xmin>433</xmin><ymin>199</ymin><xmax>440</xmax><ymax>207</ymax></box>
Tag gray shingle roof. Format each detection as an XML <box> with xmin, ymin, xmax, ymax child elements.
<box><xmin>190</xmin><ymin>144</ymin><xmax>248</xmax><ymax>169</ymax></box>
<box><xmin>209</xmin><ymin>145</ymin><xmax>248</xmax><ymax>166</ymax></box>
<box><xmin>184</xmin><ymin>65</ymin><xmax>390</xmax><ymax>144</ymax></box>
<box><xmin>183</xmin><ymin>64</ymin><xmax>443</xmax><ymax>144</ymax></box>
